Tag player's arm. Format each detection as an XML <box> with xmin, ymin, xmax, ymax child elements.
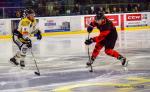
<box><xmin>33</xmin><ymin>29</ymin><xmax>42</xmax><ymax>40</ymax></box>
<box><xmin>85</xmin><ymin>21</ymin><xmax>97</xmax><ymax>45</ymax></box>
<box><xmin>14</xmin><ymin>20</ymin><xmax>31</xmax><ymax>44</ymax></box>
<box><xmin>30</xmin><ymin>20</ymin><xmax>42</xmax><ymax>40</ymax></box>
<box><xmin>87</xmin><ymin>21</ymin><xmax>96</xmax><ymax>33</ymax></box>
<box><xmin>92</xmin><ymin>30</ymin><xmax>110</xmax><ymax>43</ymax></box>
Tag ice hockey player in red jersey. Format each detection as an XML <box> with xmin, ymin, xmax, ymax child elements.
<box><xmin>85</xmin><ymin>12</ymin><xmax>128</xmax><ymax>67</ymax></box>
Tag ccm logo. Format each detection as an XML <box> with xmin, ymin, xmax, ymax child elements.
<box><xmin>126</xmin><ymin>14</ymin><xmax>141</xmax><ymax>21</ymax></box>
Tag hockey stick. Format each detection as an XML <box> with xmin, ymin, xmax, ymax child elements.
<box><xmin>31</xmin><ymin>48</ymin><xmax>40</xmax><ymax>76</ymax></box>
<box><xmin>87</xmin><ymin>33</ymin><xmax>93</xmax><ymax>72</ymax></box>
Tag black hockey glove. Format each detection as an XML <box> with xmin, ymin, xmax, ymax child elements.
<box><xmin>36</xmin><ymin>30</ymin><xmax>42</xmax><ymax>40</ymax></box>
<box><xmin>85</xmin><ymin>38</ymin><xmax>93</xmax><ymax>45</ymax></box>
<box><xmin>25</xmin><ymin>38</ymin><xmax>32</xmax><ymax>48</ymax></box>
<box><xmin>87</xmin><ymin>26</ymin><xmax>93</xmax><ymax>33</ymax></box>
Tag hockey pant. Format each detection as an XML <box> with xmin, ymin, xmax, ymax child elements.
<box><xmin>12</xmin><ymin>35</ymin><xmax>30</xmax><ymax>61</ymax></box>
<box><xmin>91</xmin><ymin>31</ymin><xmax>120</xmax><ymax>59</ymax></box>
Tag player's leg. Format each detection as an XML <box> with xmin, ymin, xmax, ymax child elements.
<box><xmin>10</xmin><ymin>35</ymin><xmax>31</xmax><ymax>67</ymax></box>
<box><xmin>105</xmin><ymin>49</ymin><xmax>127</xmax><ymax>66</ymax></box>
<box><xmin>10</xmin><ymin>51</ymin><xmax>20</xmax><ymax>65</ymax></box>
<box><xmin>104</xmin><ymin>36</ymin><xmax>127</xmax><ymax>66</ymax></box>
<box><xmin>87</xmin><ymin>42</ymin><xmax>104</xmax><ymax>66</ymax></box>
<box><xmin>19</xmin><ymin>44</ymin><xmax>29</xmax><ymax>67</ymax></box>
<box><xmin>10</xmin><ymin>36</ymin><xmax>23</xmax><ymax>66</ymax></box>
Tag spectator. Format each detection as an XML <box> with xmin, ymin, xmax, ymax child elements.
<box><xmin>133</xmin><ymin>6</ymin><xmax>139</xmax><ymax>12</ymax></box>
<box><xmin>85</xmin><ymin>10</ymin><xmax>89</xmax><ymax>15</ymax></box>
<box><xmin>124</xmin><ymin>7</ymin><xmax>129</xmax><ymax>13</ymax></box>
<box><xmin>73</xmin><ymin>4</ymin><xmax>80</xmax><ymax>14</ymax></box>
<box><xmin>99</xmin><ymin>7</ymin><xmax>104</xmax><ymax>13</ymax></box>
<box><xmin>59</xmin><ymin>1</ymin><xmax>65</xmax><ymax>15</ymax></box>
<box><xmin>53</xmin><ymin>2</ymin><xmax>60</xmax><ymax>16</ymax></box>
<box><xmin>91</xmin><ymin>6</ymin><xmax>95</xmax><ymax>14</ymax></box>
<box><xmin>135</xmin><ymin>4</ymin><xmax>142</xmax><ymax>12</ymax></box>
<box><xmin>66</xmin><ymin>9</ymin><xmax>71</xmax><ymax>15</ymax></box>
<box><xmin>37</xmin><ymin>3</ymin><xmax>44</xmax><ymax>16</ymax></box>
<box><xmin>118</xmin><ymin>7</ymin><xmax>122</xmax><ymax>13</ymax></box>
<box><xmin>88</xmin><ymin>5</ymin><xmax>93</xmax><ymax>14</ymax></box>
<box><xmin>111</xmin><ymin>7</ymin><xmax>117</xmax><ymax>13</ymax></box>
<box><xmin>127</xmin><ymin>4</ymin><xmax>132</xmax><ymax>12</ymax></box>
<box><xmin>15</xmin><ymin>10</ymin><xmax>21</xmax><ymax>18</ymax></box>
<box><xmin>105</xmin><ymin>8</ymin><xmax>110</xmax><ymax>14</ymax></box>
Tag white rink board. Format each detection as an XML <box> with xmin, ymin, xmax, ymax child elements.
<box><xmin>0</xmin><ymin>12</ymin><xmax>149</xmax><ymax>36</ymax></box>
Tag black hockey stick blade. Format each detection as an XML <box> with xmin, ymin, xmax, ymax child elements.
<box><xmin>89</xmin><ymin>69</ymin><xmax>93</xmax><ymax>72</ymax></box>
<box><xmin>89</xmin><ymin>63</ymin><xmax>93</xmax><ymax>72</ymax></box>
<box><xmin>34</xmin><ymin>72</ymin><xmax>40</xmax><ymax>76</ymax></box>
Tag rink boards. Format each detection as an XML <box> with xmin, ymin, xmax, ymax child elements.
<box><xmin>0</xmin><ymin>12</ymin><xmax>150</xmax><ymax>39</ymax></box>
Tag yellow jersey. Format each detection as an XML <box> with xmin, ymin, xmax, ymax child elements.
<box><xmin>17</xmin><ymin>17</ymin><xmax>38</xmax><ymax>38</ymax></box>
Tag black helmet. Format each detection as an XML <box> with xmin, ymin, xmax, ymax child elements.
<box><xmin>95</xmin><ymin>12</ymin><xmax>105</xmax><ymax>21</ymax></box>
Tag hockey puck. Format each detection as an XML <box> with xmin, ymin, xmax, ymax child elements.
<box><xmin>34</xmin><ymin>72</ymin><xmax>40</xmax><ymax>76</ymax></box>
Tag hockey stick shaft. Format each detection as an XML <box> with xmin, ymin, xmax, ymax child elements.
<box><xmin>87</xmin><ymin>33</ymin><xmax>93</xmax><ymax>72</ymax></box>
<box><xmin>31</xmin><ymin>49</ymin><xmax>40</xmax><ymax>75</ymax></box>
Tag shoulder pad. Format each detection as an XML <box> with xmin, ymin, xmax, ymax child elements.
<box><xmin>21</xmin><ymin>18</ymin><xmax>30</xmax><ymax>26</ymax></box>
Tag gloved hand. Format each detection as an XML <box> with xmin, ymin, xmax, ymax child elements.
<box><xmin>87</xmin><ymin>26</ymin><xmax>93</xmax><ymax>33</ymax></box>
<box><xmin>85</xmin><ymin>38</ymin><xmax>93</xmax><ymax>45</ymax></box>
<box><xmin>24</xmin><ymin>38</ymin><xmax>32</xmax><ymax>48</ymax></box>
<box><xmin>36</xmin><ymin>30</ymin><xmax>42</xmax><ymax>40</ymax></box>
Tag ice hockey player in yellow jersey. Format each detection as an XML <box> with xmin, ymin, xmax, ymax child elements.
<box><xmin>10</xmin><ymin>9</ymin><xmax>42</xmax><ymax>67</ymax></box>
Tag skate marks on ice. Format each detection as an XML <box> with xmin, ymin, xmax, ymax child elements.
<box><xmin>0</xmin><ymin>54</ymin><xmax>150</xmax><ymax>92</ymax></box>
<box><xmin>1</xmin><ymin>66</ymin><xmax>150</xmax><ymax>92</ymax></box>
<box><xmin>53</xmin><ymin>75</ymin><xmax>150</xmax><ymax>92</ymax></box>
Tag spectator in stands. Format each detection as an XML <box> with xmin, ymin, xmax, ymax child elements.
<box><xmin>73</xmin><ymin>4</ymin><xmax>80</xmax><ymax>14</ymax></box>
<box><xmin>105</xmin><ymin>8</ymin><xmax>110</xmax><ymax>14</ymax></box>
<box><xmin>66</xmin><ymin>9</ymin><xmax>71</xmax><ymax>15</ymax></box>
<box><xmin>59</xmin><ymin>1</ymin><xmax>65</xmax><ymax>15</ymax></box>
<box><xmin>136</xmin><ymin>4</ymin><xmax>141</xmax><ymax>11</ymax></box>
<box><xmin>124</xmin><ymin>7</ymin><xmax>129</xmax><ymax>13</ymax></box>
<box><xmin>38</xmin><ymin>0</ymin><xmax>46</xmax><ymax>16</ymax></box>
<box><xmin>118</xmin><ymin>7</ymin><xmax>123</xmax><ymax>13</ymax></box>
<box><xmin>37</xmin><ymin>3</ymin><xmax>42</xmax><ymax>16</ymax></box>
<box><xmin>133</xmin><ymin>6</ymin><xmax>139</xmax><ymax>12</ymax></box>
<box><xmin>15</xmin><ymin>10</ymin><xmax>21</xmax><ymax>18</ymax></box>
<box><xmin>133</xmin><ymin>3</ymin><xmax>142</xmax><ymax>12</ymax></box>
<box><xmin>91</xmin><ymin>6</ymin><xmax>95</xmax><ymax>14</ymax></box>
<box><xmin>53</xmin><ymin>1</ymin><xmax>60</xmax><ymax>16</ymax></box>
<box><xmin>85</xmin><ymin>5</ymin><xmax>92</xmax><ymax>14</ymax></box>
<box><xmin>99</xmin><ymin>7</ymin><xmax>104</xmax><ymax>13</ymax></box>
<box><xmin>111</xmin><ymin>7</ymin><xmax>117</xmax><ymax>13</ymax></box>
<box><xmin>127</xmin><ymin>4</ymin><xmax>132</xmax><ymax>12</ymax></box>
<box><xmin>85</xmin><ymin>10</ymin><xmax>89</xmax><ymax>15</ymax></box>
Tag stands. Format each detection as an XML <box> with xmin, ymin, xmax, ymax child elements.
<box><xmin>0</xmin><ymin>0</ymin><xmax>149</xmax><ymax>18</ymax></box>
